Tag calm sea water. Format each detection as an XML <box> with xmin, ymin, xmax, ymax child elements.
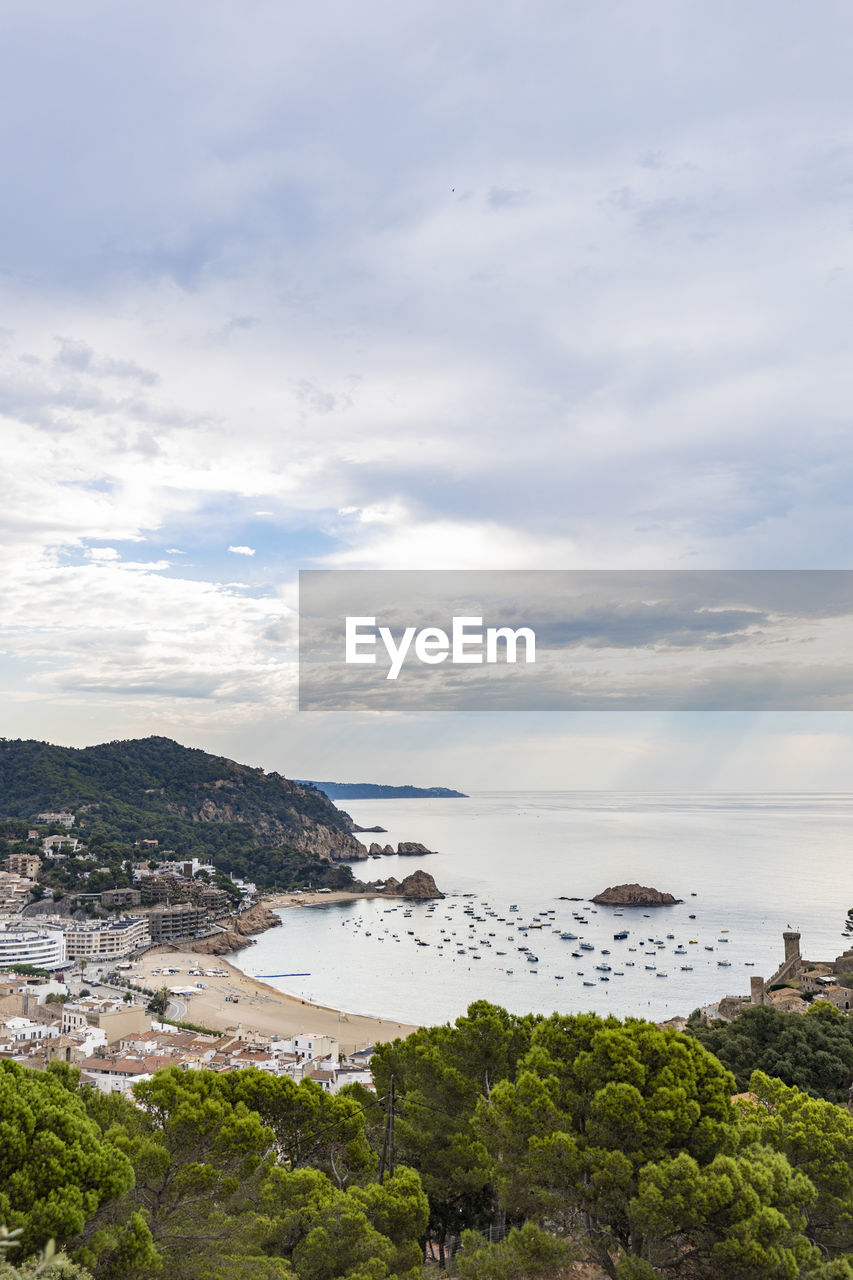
<box><xmin>231</xmin><ymin>793</ymin><xmax>853</xmax><ymax>1026</ymax></box>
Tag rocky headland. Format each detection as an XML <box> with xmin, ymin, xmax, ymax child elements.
<box><xmin>183</xmin><ymin>903</ymin><xmax>283</xmax><ymax>955</ymax></box>
<box><xmin>592</xmin><ymin>883</ymin><xmax>682</xmax><ymax>907</ymax></box>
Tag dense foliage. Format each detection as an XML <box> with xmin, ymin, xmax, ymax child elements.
<box><xmin>374</xmin><ymin>1002</ymin><xmax>853</xmax><ymax>1278</ymax></box>
<box><xmin>0</xmin><ymin>1062</ymin><xmax>133</xmax><ymax>1258</ymax></box>
<box><xmin>5</xmin><ymin>1004</ymin><xmax>853</xmax><ymax>1278</ymax></box>
<box><xmin>686</xmin><ymin>1001</ymin><xmax>853</xmax><ymax>1103</ymax></box>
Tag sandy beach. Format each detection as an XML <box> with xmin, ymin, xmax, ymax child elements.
<box><xmin>264</xmin><ymin>890</ymin><xmax>388</xmax><ymax>909</ymax></box>
<box><xmin>132</xmin><ymin>947</ymin><xmax>419</xmax><ymax>1053</ymax></box>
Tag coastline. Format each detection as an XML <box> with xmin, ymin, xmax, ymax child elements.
<box><xmin>263</xmin><ymin>889</ymin><xmax>392</xmax><ymax>909</ymax></box>
<box><xmin>133</xmin><ymin>946</ymin><xmax>419</xmax><ymax>1052</ymax></box>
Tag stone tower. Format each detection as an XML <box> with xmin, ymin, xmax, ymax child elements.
<box><xmin>783</xmin><ymin>931</ymin><xmax>801</xmax><ymax>965</ymax></box>
<box><xmin>750</xmin><ymin>975</ymin><xmax>765</xmax><ymax>1006</ymax></box>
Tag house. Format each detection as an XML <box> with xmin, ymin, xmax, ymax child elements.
<box><xmin>36</xmin><ymin>812</ymin><xmax>75</xmax><ymax>828</ymax></box>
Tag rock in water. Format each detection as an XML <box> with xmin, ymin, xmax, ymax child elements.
<box><xmin>382</xmin><ymin>870</ymin><xmax>445</xmax><ymax>900</ymax></box>
<box><xmin>592</xmin><ymin>883</ymin><xmax>682</xmax><ymax>907</ymax></box>
<box><xmin>396</xmin><ymin>841</ymin><xmax>438</xmax><ymax>856</ymax></box>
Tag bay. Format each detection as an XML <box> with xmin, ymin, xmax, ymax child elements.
<box><xmin>231</xmin><ymin>792</ymin><xmax>853</xmax><ymax>1027</ymax></box>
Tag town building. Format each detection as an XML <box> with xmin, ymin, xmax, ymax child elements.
<box><xmin>59</xmin><ymin>916</ymin><xmax>150</xmax><ymax>959</ymax></box>
<box><xmin>100</xmin><ymin>888</ymin><xmax>142</xmax><ymax>908</ymax></box>
<box><xmin>0</xmin><ymin>921</ymin><xmax>67</xmax><ymax>969</ymax></box>
<box><xmin>62</xmin><ymin>999</ymin><xmax>150</xmax><ymax>1045</ymax></box>
<box><xmin>143</xmin><ymin>903</ymin><xmax>207</xmax><ymax>942</ymax></box>
<box><xmin>3</xmin><ymin>853</ymin><xmax>41</xmax><ymax>879</ymax></box>
<box><xmin>0</xmin><ymin>871</ymin><xmax>35</xmax><ymax>913</ymax></box>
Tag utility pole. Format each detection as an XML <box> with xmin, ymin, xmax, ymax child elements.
<box><xmin>388</xmin><ymin>1074</ymin><xmax>395</xmax><ymax>1177</ymax></box>
<box><xmin>378</xmin><ymin>1073</ymin><xmax>395</xmax><ymax>1183</ymax></box>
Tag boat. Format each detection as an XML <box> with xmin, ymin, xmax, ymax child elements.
<box><xmin>583</xmin><ymin>981</ymin><xmax>595</xmax><ymax>986</ymax></box>
<box><xmin>613</xmin><ymin>930</ymin><xmax>629</xmax><ymax>940</ymax></box>
<box><xmin>717</xmin><ymin>960</ymin><xmax>731</xmax><ymax>967</ymax></box>
<box><xmin>580</xmin><ymin>942</ymin><xmax>594</xmax><ymax>951</ymax></box>
<box><xmin>681</xmin><ymin>965</ymin><xmax>693</xmax><ymax>971</ymax></box>
<box><xmin>656</xmin><ymin>972</ymin><xmax>667</xmax><ymax>978</ymax></box>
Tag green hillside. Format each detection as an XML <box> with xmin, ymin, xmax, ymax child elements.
<box><xmin>0</xmin><ymin>736</ymin><xmax>367</xmax><ymax>889</ymax></box>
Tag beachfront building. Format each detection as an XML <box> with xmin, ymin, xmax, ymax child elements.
<box><xmin>289</xmin><ymin>1033</ymin><xmax>339</xmax><ymax>1061</ymax></box>
<box><xmin>0</xmin><ymin>921</ymin><xmax>67</xmax><ymax>969</ymax></box>
<box><xmin>59</xmin><ymin>916</ymin><xmax>150</xmax><ymax>959</ymax></box>
<box><xmin>143</xmin><ymin>903</ymin><xmax>207</xmax><ymax>942</ymax></box>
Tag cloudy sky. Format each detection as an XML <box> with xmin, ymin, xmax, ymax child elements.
<box><xmin>3</xmin><ymin>0</ymin><xmax>853</xmax><ymax>788</ymax></box>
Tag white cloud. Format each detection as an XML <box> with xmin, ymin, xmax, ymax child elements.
<box><xmin>228</xmin><ymin>545</ymin><xmax>256</xmax><ymax>556</ymax></box>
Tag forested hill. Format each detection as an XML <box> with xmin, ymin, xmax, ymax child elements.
<box><xmin>0</xmin><ymin>736</ymin><xmax>366</xmax><ymax>864</ymax></box>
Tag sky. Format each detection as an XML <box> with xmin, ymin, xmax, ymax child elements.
<box><xmin>3</xmin><ymin>1</ymin><xmax>853</xmax><ymax>788</ymax></box>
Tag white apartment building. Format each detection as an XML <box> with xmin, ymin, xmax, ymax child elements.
<box><xmin>60</xmin><ymin>916</ymin><xmax>150</xmax><ymax>959</ymax></box>
<box><xmin>288</xmin><ymin>1033</ymin><xmax>339</xmax><ymax>1061</ymax></box>
<box><xmin>0</xmin><ymin>922</ymin><xmax>67</xmax><ymax>969</ymax></box>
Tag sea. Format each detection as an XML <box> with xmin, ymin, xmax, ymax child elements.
<box><xmin>230</xmin><ymin>792</ymin><xmax>853</xmax><ymax>1027</ymax></box>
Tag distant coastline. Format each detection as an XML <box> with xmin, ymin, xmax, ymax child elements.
<box><xmin>297</xmin><ymin>780</ymin><xmax>468</xmax><ymax>800</ymax></box>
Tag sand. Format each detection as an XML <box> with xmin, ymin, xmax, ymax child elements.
<box><xmin>132</xmin><ymin>947</ymin><xmax>418</xmax><ymax>1053</ymax></box>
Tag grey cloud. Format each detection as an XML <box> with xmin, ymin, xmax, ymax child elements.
<box><xmin>53</xmin><ymin>338</ymin><xmax>159</xmax><ymax>385</ymax></box>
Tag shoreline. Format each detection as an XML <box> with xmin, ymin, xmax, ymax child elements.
<box><xmin>132</xmin><ymin>945</ymin><xmax>419</xmax><ymax>1052</ymax></box>
<box><xmin>263</xmin><ymin>889</ymin><xmax>391</xmax><ymax>909</ymax></box>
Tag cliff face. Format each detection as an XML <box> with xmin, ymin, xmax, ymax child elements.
<box><xmin>592</xmin><ymin>883</ymin><xmax>682</xmax><ymax>907</ymax></box>
<box><xmin>164</xmin><ymin>790</ymin><xmax>367</xmax><ymax>860</ymax></box>
<box><xmin>186</xmin><ymin>903</ymin><xmax>283</xmax><ymax>954</ymax></box>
